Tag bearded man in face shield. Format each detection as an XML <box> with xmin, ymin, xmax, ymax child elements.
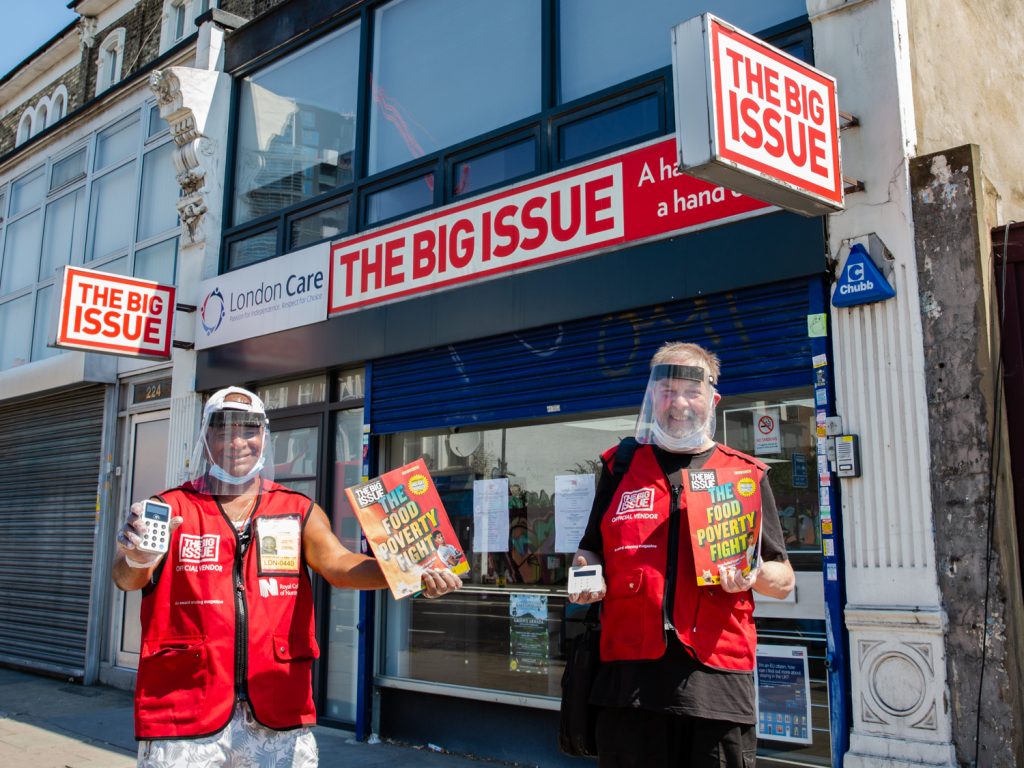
<box><xmin>570</xmin><ymin>343</ymin><xmax>794</xmax><ymax>768</ymax></box>
<box><xmin>113</xmin><ymin>387</ymin><xmax>461</xmax><ymax>768</ymax></box>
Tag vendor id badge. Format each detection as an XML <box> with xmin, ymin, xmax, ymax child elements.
<box><xmin>256</xmin><ymin>515</ymin><xmax>302</xmax><ymax>575</ymax></box>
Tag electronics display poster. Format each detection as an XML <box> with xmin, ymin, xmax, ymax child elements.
<box><xmin>755</xmin><ymin>644</ymin><xmax>813</xmax><ymax>744</ymax></box>
<box><xmin>509</xmin><ymin>593</ymin><xmax>549</xmax><ymax>674</ymax></box>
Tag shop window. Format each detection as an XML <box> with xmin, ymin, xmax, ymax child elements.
<box><xmin>147</xmin><ymin>104</ymin><xmax>167</xmax><ymax>138</ymax></box>
<box><xmin>1</xmin><ymin>210</ymin><xmax>42</xmax><ymax>295</ymax></box>
<box><xmin>558</xmin><ymin>0</ymin><xmax>806</xmax><ymax>103</ymax></box>
<box><xmin>232</xmin><ymin>20</ymin><xmax>360</xmax><ymax>226</ymax></box>
<box><xmin>40</xmin><ymin>188</ymin><xmax>87</xmax><ymax>280</ymax></box>
<box><xmin>96</xmin><ymin>29</ymin><xmax>126</xmax><ymax>94</ymax></box>
<box><xmin>335</xmin><ymin>368</ymin><xmax>365</xmax><ymax>404</ymax></box>
<box><xmin>557</xmin><ymin>93</ymin><xmax>661</xmax><ymax>165</ymax></box>
<box><xmin>134</xmin><ymin>237</ymin><xmax>178</xmax><ymax>286</ymax></box>
<box><xmin>364</xmin><ymin>173</ymin><xmax>434</xmax><ymax>226</ymax></box>
<box><xmin>257</xmin><ymin>375</ymin><xmax>328</xmax><ymax>411</ymax></box>
<box><xmin>138</xmin><ymin>141</ymin><xmax>180</xmax><ymax>241</ymax></box>
<box><xmin>30</xmin><ymin>285</ymin><xmax>57</xmax><ymax>363</ymax></box>
<box><xmin>0</xmin><ymin>295</ymin><xmax>32</xmax><ymax>368</ymax></box>
<box><xmin>367</xmin><ymin>0</ymin><xmax>540</xmax><ymax>175</ymax></box>
<box><xmin>452</xmin><ymin>137</ymin><xmax>537</xmax><ymax>198</ymax></box>
<box><xmin>227</xmin><ymin>229</ymin><xmax>278</xmax><ymax>270</ymax></box>
<box><xmin>88</xmin><ymin>163</ymin><xmax>136</xmax><ymax>261</ymax></box>
<box><xmin>50</xmin><ymin>148</ymin><xmax>87</xmax><ymax>191</ymax></box>
<box><xmin>10</xmin><ymin>167</ymin><xmax>45</xmax><ymax>217</ymax></box>
<box><xmin>289</xmin><ymin>199</ymin><xmax>350</xmax><ymax>249</ymax></box>
<box><xmin>95</xmin><ymin>115</ymin><xmax>140</xmax><ymax>171</ymax></box>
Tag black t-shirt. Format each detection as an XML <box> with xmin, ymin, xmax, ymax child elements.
<box><xmin>578</xmin><ymin>444</ymin><xmax>788</xmax><ymax>725</ymax></box>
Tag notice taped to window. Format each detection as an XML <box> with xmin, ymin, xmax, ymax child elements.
<box><xmin>755</xmin><ymin>644</ymin><xmax>813</xmax><ymax>744</ymax></box>
<box><xmin>346</xmin><ymin>458</ymin><xmax>469</xmax><ymax>599</ymax></box>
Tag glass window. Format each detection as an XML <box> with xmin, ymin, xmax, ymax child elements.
<box><xmin>381</xmin><ymin>416</ymin><xmax>631</xmax><ymax>696</ymax></box>
<box><xmin>40</xmin><ymin>188</ymin><xmax>87</xmax><ymax>279</ymax></box>
<box><xmin>227</xmin><ymin>229</ymin><xmax>278</xmax><ymax>270</ymax></box>
<box><xmin>51</xmin><ymin>149</ymin><xmax>87</xmax><ymax>191</ymax></box>
<box><xmin>453</xmin><ymin>138</ymin><xmax>536</xmax><ymax>197</ymax></box>
<box><xmin>272</xmin><ymin>425</ymin><xmax>320</xmax><ymax>499</ymax></box>
<box><xmin>325</xmin><ymin>406</ymin><xmax>365</xmax><ymax>722</ymax></box>
<box><xmin>134</xmin><ymin>237</ymin><xmax>178</xmax><ymax>285</ymax></box>
<box><xmin>138</xmin><ymin>141</ymin><xmax>180</xmax><ymax>240</ymax></box>
<box><xmin>368</xmin><ymin>0</ymin><xmax>541</xmax><ymax>174</ymax></box>
<box><xmin>31</xmin><ymin>285</ymin><xmax>57</xmax><ymax>362</ymax></box>
<box><xmin>2</xmin><ymin>211</ymin><xmax>43</xmax><ymax>293</ymax></box>
<box><xmin>89</xmin><ymin>162</ymin><xmax>136</xmax><ymax>260</ymax></box>
<box><xmin>334</xmin><ymin>367</ymin><xmax>364</xmax><ymax>404</ymax></box>
<box><xmin>558</xmin><ymin>94</ymin><xmax>660</xmax><ymax>164</ymax></box>
<box><xmin>0</xmin><ymin>295</ymin><xmax>33</xmax><ymax>368</ymax></box>
<box><xmin>233</xmin><ymin>22</ymin><xmax>360</xmax><ymax>226</ymax></box>
<box><xmin>559</xmin><ymin>0</ymin><xmax>806</xmax><ymax>102</ymax></box>
<box><xmin>289</xmin><ymin>200</ymin><xmax>349</xmax><ymax>249</ymax></box>
<box><xmin>10</xmin><ymin>168</ymin><xmax>45</xmax><ymax>217</ymax></box>
<box><xmin>147</xmin><ymin>104</ymin><xmax>166</xmax><ymax>138</ymax></box>
<box><xmin>96</xmin><ymin>255</ymin><xmax>129</xmax><ymax>276</ymax></box>
<box><xmin>364</xmin><ymin>174</ymin><xmax>433</xmax><ymax>226</ymax></box>
<box><xmin>96</xmin><ymin>115</ymin><xmax>140</xmax><ymax>170</ymax></box>
<box><xmin>257</xmin><ymin>375</ymin><xmax>327</xmax><ymax>411</ymax></box>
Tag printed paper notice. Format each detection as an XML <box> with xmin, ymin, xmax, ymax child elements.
<box><xmin>554</xmin><ymin>474</ymin><xmax>595</xmax><ymax>553</ymax></box>
<box><xmin>473</xmin><ymin>477</ymin><xmax>509</xmax><ymax>553</ymax></box>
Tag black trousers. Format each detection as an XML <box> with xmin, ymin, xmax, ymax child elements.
<box><xmin>595</xmin><ymin>707</ymin><xmax>756</xmax><ymax>768</ymax></box>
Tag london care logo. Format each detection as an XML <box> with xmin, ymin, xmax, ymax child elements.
<box><xmin>200</xmin><ymin>287</ymin><xmax>226</xmax><ymax>336</ymax></box>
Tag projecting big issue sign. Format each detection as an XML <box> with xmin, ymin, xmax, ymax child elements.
<box><xmin>672</xmin><ymin>13</ymin><xmax>843</xmax><ymax>217</ymax></box>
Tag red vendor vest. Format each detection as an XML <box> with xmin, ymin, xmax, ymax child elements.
<box><xmin>135</xmin><ymin>479</ymin><xmax>318</xmax><ymax>739</ymax></box>
<box><xmin>599</xmin><ymin>443</ymin><xmax>766</xmax><ymax>671</ymax></box>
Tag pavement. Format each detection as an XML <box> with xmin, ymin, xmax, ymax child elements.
<box><xmin>0</xmin><ymin>667</ymin><xmax>505</xmax><ymax>768</ymax></box>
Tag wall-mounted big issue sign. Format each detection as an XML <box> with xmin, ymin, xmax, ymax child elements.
<box><xmin>50</xmin><ymin>266</ymin><xmax>175</xmax><ymax>359</ymax></box>
<box><xmin>672</xmin><ymin>13</ymin><xmax>843</xmax><ymax>217</ymax></box>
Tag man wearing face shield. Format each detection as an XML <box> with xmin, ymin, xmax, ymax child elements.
<box><xmin>570</xmin><ymin>343</ymin><xmax>794</xmax><ymax>768</ymax></box>
<box><xmin>113</xmin><ymin>387</ymin><xmax>461</xmax><ymax>768</ymax></box>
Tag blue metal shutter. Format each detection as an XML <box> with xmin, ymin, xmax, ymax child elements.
<box><xmin>372</xmin><ymin>278</ymin><xmax>815</xmax><ymax>434</ymax></box>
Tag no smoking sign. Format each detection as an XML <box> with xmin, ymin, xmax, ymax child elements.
<box><xmin>754</xmin><ymin>409</ymin><xmax>781</xmax><ymax>455</ymax></box>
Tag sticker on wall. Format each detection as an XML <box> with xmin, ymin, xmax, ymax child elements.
<box><xmin>819</xmin><ymin>487</ymin><xmax>831</xmax><ymax>508</ymax></box>
<box><xmin>826</xmin><ymin>563</ymin><xmax>838</xmax><ymax>581</ymax></box>
<box><xmin>815</xmin><ymin>388</ymin><xmax>828</xmax><ymax>406</ymax></box>
<box><xmin>822</xmin><ymin>538</ymin><xmax>835</xmax><ymax>557</ymax></box>
<box><xmin>820</xmin><ymin>506</ymin><xmax>831</xmax><ymax>521</ymax></box>
<box><xmin>815</xmin><ymin>368</ymin><xmax>827</xmax><ymax>388</ymax></box>
<box><xmin>807</xmin><ymin>313</ymin><xmax>827</xmax><ymax>338</ymax></box>
<box><xmin>812</xmin><ymin>353</ymin><xmax>828</xmax><ymax>368</ymax></box>
<box><xmin>816</xmin><ymin>438</ymin><xmax>829</xmax><ymax>456</ymax></box>
<box><xmin>821</xmin><ymin>519</ymin><xmax>833</xmax><ymax>535</ymax></box>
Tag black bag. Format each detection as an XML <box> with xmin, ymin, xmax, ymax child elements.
<box><xmin>558</xmin><ymin>604</ymin><xmax>601</xmax><ymax>756</ymax></box>
<box><xmin>558</xmin><ymin>438</ymin><xmax>638</xmax><ymax>757</ymax></box>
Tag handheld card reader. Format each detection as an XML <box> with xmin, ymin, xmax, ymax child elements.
<box><xmin>136</xmin><ymin>500</ymin><xmax>172</xmax><ymax>556</ymax></box>
<box><xmin>568</xmin><ymin>564</ymin><xmax>604</xmax><ymax>594</ymax></box>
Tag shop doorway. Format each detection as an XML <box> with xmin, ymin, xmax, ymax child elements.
<box><xmin>112</xmin><ymin>409</ymin><xmax>169</xmax><ymax>669</ymax></box>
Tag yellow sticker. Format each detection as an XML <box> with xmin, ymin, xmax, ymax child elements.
<box><xmin>408</xmin><ymin>474</ymin><xmax>430</xmax><ymax>495</ymax></box>
<box><xmin>737</xmin><ymin>477</ymin><xmax>757</xmax><ymax>497</ymax></box>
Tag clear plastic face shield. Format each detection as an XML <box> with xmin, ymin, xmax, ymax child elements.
<box><xmin>187</xmin><ymin>387</ymin><xmax>275</xmax><ymax>492</ymax></box>
<box><xmin>635</xmin><ymin>363</ymin><xmax>718</xmax><ymax>453</ymax></box>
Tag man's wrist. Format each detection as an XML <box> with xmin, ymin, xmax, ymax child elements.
<box><xmin>125</xmin><ymin>552</ymin><xmax>162</xmax><ymax>569</ymax></box>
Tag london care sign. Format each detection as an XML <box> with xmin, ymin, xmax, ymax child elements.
<box><xmin>672</xmin><ymin>14</ymin><xmax>843</xmax><ymax>217</ymax></box>
<box><xmin>329</xmin><ymin>137</ymin><xmax>774</xmax><ymax>315</ymax></box>
<box><xmin>51</xmin><ymin>266</ymin><xmax>176</xmax><ymax>359</ymax></box>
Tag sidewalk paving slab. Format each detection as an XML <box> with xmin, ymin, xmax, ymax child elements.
<box><xmin>0</xmin><ymin>668</ymin><xmax>524</xmax><ymax>768</ymax></box>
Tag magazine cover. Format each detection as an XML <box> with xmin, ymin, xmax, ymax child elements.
<box><xmin>682</xmin><ymin>467</ymin><xmax>762</xmax><ymax>587</ymax></box>
<box><xmin>345</xmin><ymin>458</ymin><xmax>470</xmax><ymax>599</ymax></box>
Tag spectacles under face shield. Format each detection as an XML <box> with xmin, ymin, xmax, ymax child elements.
<box><xmin>635</xmin><ymin>363</ymin><xmax>717</xmax><ymax>453</ymax></box>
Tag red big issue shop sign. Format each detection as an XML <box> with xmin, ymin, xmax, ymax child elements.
<box><xmin>328</xmin><ymin>137</ymin><xmax>773</xmax><ymax>314</ymax></box>
<box><xmin>53</xmin><ymin>266</ymin><xmax>176</xmax><ymax>359</ymax></box>
<box><xmin>673</xmin><ymin>14</ymin><xmax>842</xmax><ymax>217</ymax></box>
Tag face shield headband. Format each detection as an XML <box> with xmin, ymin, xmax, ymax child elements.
<box><xmin>635</xmin><ymin>363</ymin><xmax>718</xmax><ymax>453</ymax></box>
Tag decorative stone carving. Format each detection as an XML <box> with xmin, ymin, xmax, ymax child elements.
<box><xmin>149</xmin><ymin>69</ymin><xmax>210</xmax><ymax>245</ymax></box>
<box><xmin>79</xmin><ymin>17</ymin><xmax>98</xmax><ymax>50</ymax></box>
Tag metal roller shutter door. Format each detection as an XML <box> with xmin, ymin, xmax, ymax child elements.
<box><xmin>0</xmin><ymin>386</ymin><xmax>105</xmax><ymax>677</ymax></box>
<box><xmin>372</xmin><ymin>277</ymin><xmax>816</xmax><ymax>434</ymax></box>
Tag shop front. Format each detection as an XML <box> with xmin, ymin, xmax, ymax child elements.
<box><xmin>197</xmin><ymin>187</ymin><xmax>839</xmax><ymax>766</ymax></box>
